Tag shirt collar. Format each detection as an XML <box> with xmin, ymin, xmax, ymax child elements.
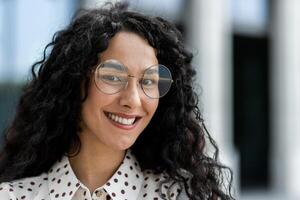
<box><xmin>47</xmin><ymin>150</ymin><xmax>143</xmax><ymax>200</ymax></box>
<box><xmin>48</xmin><ymin>156</ymin><xmax>81</xmax><ymax>200</ymax></box>
<box><xmin>102</xmin><ymin>149</ymin><xmax>143</xmax><ymax>200</ymax></box>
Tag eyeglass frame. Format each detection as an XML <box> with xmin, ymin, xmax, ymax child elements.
<box><xmin>93</xmin><ymin>59</ymin><xmax>174</xmax><ymax>99</ymax></box>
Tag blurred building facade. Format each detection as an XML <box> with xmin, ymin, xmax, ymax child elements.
<box><xmin>1</xmin><ymin>0</ymin><xmax>300</xmax><ymax>199</ymax></box>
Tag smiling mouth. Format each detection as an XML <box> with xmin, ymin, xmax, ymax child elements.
<box><xmin>104</xmin><ymin>112</ymin><xmax>141</xmax><ymax>126</ymax></box>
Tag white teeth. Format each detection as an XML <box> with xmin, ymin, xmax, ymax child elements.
<box><xmin>107</xmin><ymin>113</ymin><xmax>136</xmax><ymax>125</ymax></box>
<box><xmin>117</xmin><ymin>117</ymin><xmax>122</xmax><ymax>123</ymax></box>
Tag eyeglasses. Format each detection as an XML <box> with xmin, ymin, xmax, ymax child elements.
<box><xmin>94</xmin><ymin>59</ymin><xmax>173</xmax><ymax>99</ymax></box>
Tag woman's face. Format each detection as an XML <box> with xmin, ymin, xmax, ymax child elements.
<box><xmin>80</xmin><ymin>31</ymin><xmax>159</xmax><ymax>151</ymax></box>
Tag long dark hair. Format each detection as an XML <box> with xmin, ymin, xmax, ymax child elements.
<box><xmin>0</xmin><ymin>2</ymin><xmax>234</xmax><ymax>200</ymax></box>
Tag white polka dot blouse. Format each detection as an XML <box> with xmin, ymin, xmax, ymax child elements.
<box><xmin>0</xmin><ymin>150</ymin><xmax>189</xmax><ymax>200</ymax></box>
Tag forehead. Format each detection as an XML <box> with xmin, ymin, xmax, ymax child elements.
<box><xmin>99</xmin><ymin>31</ymin><xmax>158</xmax><ymax>72</ymax></box>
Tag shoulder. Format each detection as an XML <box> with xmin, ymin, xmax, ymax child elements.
<box><xmin>141</xmin><ymin>169</ymin><xmax>189</xmax><ymax>200</ymax></box>
<box><xmin>0</xmin><ymin>183</ymin><xmax>12</xmax><ymax>199</ymax></box>
<box><xmin>0</xmin><ymin>173</ymin><xmax>48</xmax><ymax>200</ymax></box>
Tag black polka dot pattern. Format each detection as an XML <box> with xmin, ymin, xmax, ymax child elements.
<box><xmin>0</xmin><ymin>149</ymin><xmax>184</xmax><ymax>200</ymax></box>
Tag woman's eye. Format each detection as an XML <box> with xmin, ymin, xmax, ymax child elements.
<box><xmin>142</xmin><ymin>79</ymin><xmax>157</xmax><ymax>86</ymax></box>
<box><xmin>101</xmin><ymin>75</ymin><xmax>121</xmax><ymax>82</ymax></box>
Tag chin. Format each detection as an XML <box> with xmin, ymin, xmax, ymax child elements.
<box><xmin>110</xmin><ymin>139</ymin><xmax>135</xmax><ymax>151</ymax></box>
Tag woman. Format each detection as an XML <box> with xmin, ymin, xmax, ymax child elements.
<box><xmin>0</xmin><ymin>2</ymin><xmax>234</xmax><ymax>200</ymax></box>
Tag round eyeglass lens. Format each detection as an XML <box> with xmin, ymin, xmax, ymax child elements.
<box><xmin>94</xmin><ymin>60</ymin><xmax>127</xmax><ymax>94</ymax></box>
<box><xmin>95</xmin><ymin>60</ymin><xmax>173</xmax><ymax>98</ymax></box>
<box><xmin>142</xmin><ymin>64</ymin><xmax>173</xmax><ymax>98</ymax></box>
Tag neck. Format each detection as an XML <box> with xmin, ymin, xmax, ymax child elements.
<box><xmin>68</xmin><ymin>132</ymin><xmax>125</xmax><ymax>192</ymax></box>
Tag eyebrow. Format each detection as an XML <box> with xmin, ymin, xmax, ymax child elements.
<box><xmin>144</xmin><ymin>68</ymin><xmax>158</xmax><ymax>75</ymax></box>
<box><xmin>103</xmin><ymin>60</ymin><xmax>160</xmax><ymax>75</ymax></box>
<box><xmin>104</xmin><ymin>62</ymin><xmax>124</xmax><ymax>71</ymax></box>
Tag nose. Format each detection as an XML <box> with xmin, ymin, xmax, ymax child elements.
<box><xmin>119</xmin><ymin>78</ymin><xmax>142</xmax><ymax>109</ymax></box>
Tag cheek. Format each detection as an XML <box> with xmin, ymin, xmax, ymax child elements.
<box><xmin>85</xmin><ymin>82</ymin><xmax>113</xmax><ymax>109</ymax></box>
<box><xmin>147</xmin><ymin>100</ymin><xmax>159</xmax><ymax>116</ymax></box>
<box><xmin>81</xmin><ymin>87</ymin><xmax>106</xmax><ymax>124</ymax></box>
<box><xmin>83</xmin><ymin>90</ymin><xmax>99</xmax><ymax>114</ymax></box>
<box><xmin>81</xmin><ymin>98</ymin><xmax>98</xmax><ymax>128</ymax></box>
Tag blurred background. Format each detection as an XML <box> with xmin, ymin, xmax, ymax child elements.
<box><xmin>1</xmin><ymin>0</ymin><xmax>300</xmax><ymax>199</ymax></box>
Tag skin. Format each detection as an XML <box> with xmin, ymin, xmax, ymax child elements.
<box><xmin>69</xmin><ymin>31</ymin><xmax>159</xmax><ymax>192</ymax></box>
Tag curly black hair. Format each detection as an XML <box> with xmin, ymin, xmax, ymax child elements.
<box><xmin>0</xmin><ymin>2</ymin><xmax>234</xmax><ymax>200</ymax></box>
